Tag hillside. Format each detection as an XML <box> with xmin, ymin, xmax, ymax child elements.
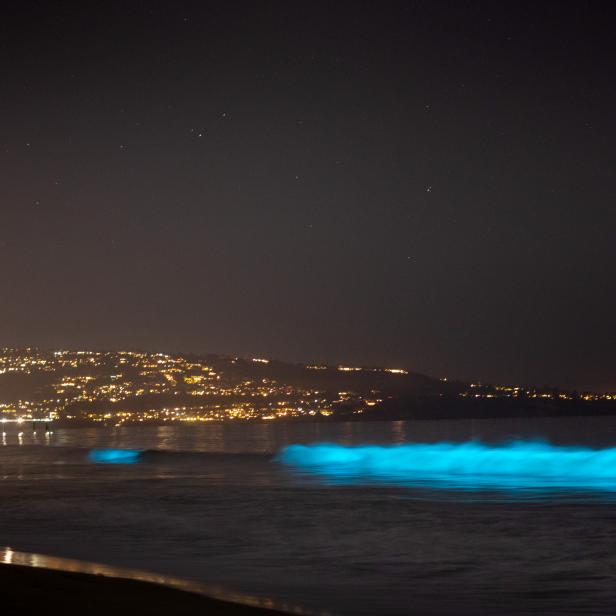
<box><xmin>1</xmin><ymin>348</ymin><xmax>613</xmax><ymax>424</ymax></box>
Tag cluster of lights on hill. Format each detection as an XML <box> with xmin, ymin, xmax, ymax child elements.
<box><xmin>0</xmin><ymin>348</ymin><xmax>413</xmax><ymax>425</ymax></box>
<box><xmin>0</xmin><ymin>348</ymin><xmax>613</xmax><ymax>426</ymax></box>
<box><xmin>461</xmin><ymin>383</ymin><xmax>616</xmax><ymax>402</ymax></box>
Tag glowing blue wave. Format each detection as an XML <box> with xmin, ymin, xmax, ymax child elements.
<box><xmin>88</xmin><ymin>448</ymin><xmax>142</xmax><ymax>464</ymax></box>
<box><xmin>278</xmin><ymin>442</ymin><xmax>616</xmax><ymax>491</ymax></box>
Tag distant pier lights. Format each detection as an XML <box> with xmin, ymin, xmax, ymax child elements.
<box><xmin>0</xmin><ymin>416</ymin><xmax>55</xmax><ymax>438</ymax></box>
<box><xmin>0</xmin><ymin>417</ymin><xmax>54</xmax><ymax>424</ymax></box>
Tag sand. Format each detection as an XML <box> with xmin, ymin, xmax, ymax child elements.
<box><xmin>0</xmin><ymin>563</ymin><xmax>288</xmax><ymax>614</ymax></box>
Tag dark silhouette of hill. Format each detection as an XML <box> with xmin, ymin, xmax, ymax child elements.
<box><xmin>196</xmin><ymin>355</ymin><xmax>456</xmax><ymax>396</ymax></box>
<box><xmin>1</xmin><ymin>348</ymin><xmax>614</xmax><ymax>422</ymax></box>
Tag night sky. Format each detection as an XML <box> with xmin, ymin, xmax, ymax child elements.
<box><xmin>2</xmin><ymin>1</ymin><xmax>615</xmax><ymax>390</ymax></box>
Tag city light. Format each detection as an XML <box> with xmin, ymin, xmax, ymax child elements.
<box><xmin>0</xmin><ymin>348</ymin><xmax>613</xmax><ymax>425</ymax></box>
<box><xmin>0</xmin><ymin>348</ymin><xmax>372</xmax><ymax>423</ymax></box>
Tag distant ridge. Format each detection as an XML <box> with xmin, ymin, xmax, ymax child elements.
<box><xmin>0</xmin><ymin>348</ymin><xmax>614</xmax><ymax>424</ymax></box>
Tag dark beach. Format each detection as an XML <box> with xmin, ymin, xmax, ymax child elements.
<box><xmin>0</xmin><ymin>564</ymin><xmax>288</xmax><ymax>615</ymax></box>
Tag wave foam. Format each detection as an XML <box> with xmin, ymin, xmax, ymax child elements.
<box><xmin>88</xmin><ymin>448</ymin><xmax>142</xmax><ymax>464</ymax></box>
<box><xmin>278</xmin><ymin>441</ymin><xmax>616</xmax><ymax>491</ymax></box>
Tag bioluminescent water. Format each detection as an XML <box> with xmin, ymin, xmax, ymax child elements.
<box><xmin>7</xmin><ymin>422</ymin><xmax>616</xmax><ymax>615</ymax></box>
<box><xmin>278</xmin><ymin>441</ymin><xmax>616</xmax><ymax>491</ymax></box>
<box><xmin>88</xmin><ymin>448</ymin><xmax>142</xmax><ymax>464</ymax></box>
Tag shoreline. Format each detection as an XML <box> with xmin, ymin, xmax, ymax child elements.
<box><xmin>0</xmin><ymin>548</ymin><xmax>314</xmax><ymax>615</ymax></box>
<box><xmin>10</xmin><ymin>408</ymin><xmax>616</xmax><ymax>431</ymax></box>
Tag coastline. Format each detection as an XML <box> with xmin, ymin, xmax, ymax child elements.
<box><xmin>0</xmin><ymin>548</ymin><xmax>310</xmax><ymax>615</ymax></box>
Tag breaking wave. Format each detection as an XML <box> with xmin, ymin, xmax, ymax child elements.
<box><xmin>277</xmin><ymin>441</ymin><xmax>616</xmax><ymax>491</ymax></box>
<box><xmin>88</xmin><ymin>448</ymin><xmax>143</xmax><ymax>463</ymax></box>
<box><xmin>86</xmin><ymin>448</ymin><xmax>271</xmax><ymax>465</ymax></box>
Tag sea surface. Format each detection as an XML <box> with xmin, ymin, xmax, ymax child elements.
<box><xmin>2</xmin><ymin>417</ymin><xmax>616</xmax><ymax>615</ymax></box>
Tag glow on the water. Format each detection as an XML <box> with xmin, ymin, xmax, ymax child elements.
<box><xmin>88</xmin><ymin>448</ymin><xmax>142</xmax><ymax>464</ymax></box>
<box><xmin>278</xmin><ymin>441</ymin><xmax>616</xmax><ymax>491</ymax></box>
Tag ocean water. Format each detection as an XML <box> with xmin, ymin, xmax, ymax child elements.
<box><xmin>2</xmin><ymin>417</ymin><xmax>616</xmax><ymax>615</ymax></box>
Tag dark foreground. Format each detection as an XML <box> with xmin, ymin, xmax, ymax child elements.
<box><xmin>0</xmin><ymin>564</ymin><xmax>286</xmax><ymax>615</ymax></box>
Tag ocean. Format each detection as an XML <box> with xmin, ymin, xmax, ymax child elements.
<box><xmin>2</xmin><ymin>417</ymin><xmax>616</xmax><ymax>615</ymax></box>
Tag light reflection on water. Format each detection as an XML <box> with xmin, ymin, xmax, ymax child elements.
<box><xmin>3</xmin><ymin>415</ymin><xmax>616</xmax><ymax>452</ymax></box>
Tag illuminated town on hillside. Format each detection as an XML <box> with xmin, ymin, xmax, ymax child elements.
<box><xmin>0</xmin><ymin>348</ymin><xmax>613</xmax><ymax>426</ymax></box>
<box><xmin>0</xmin><ymin>348</ymin><xmax>373</xmax><ymax>425</ymax></box>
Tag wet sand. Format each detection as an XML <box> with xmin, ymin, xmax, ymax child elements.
<box><xmin>0</xmin><ymin>564</ymin><xmax>288</xmax><ymax>614</ymax></box>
